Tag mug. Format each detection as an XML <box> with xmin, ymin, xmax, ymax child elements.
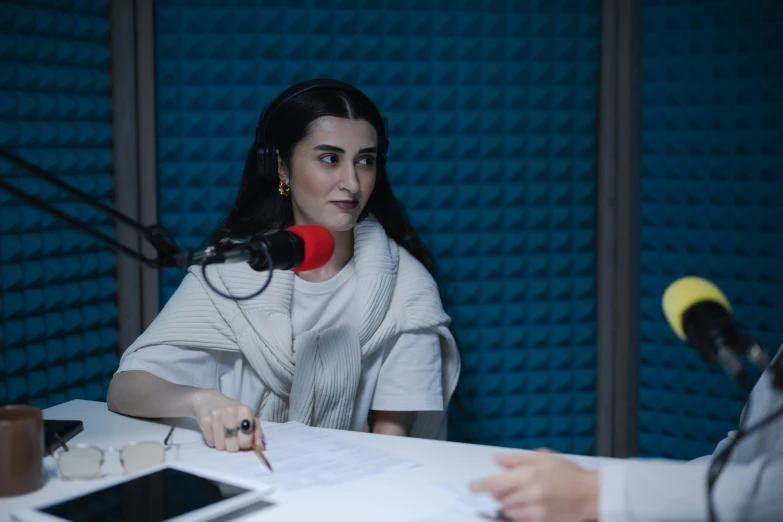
<box><xmin>0</xmin><ymin>405</ymin><xmax>44</xmax><ymax>496</ymax></box>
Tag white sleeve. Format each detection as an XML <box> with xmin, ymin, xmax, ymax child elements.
<box><xmin>598</xmin><ymin>458</ymin><xmax>627</xmax><ymax>520</ymax></box>
<box><xmin>371</xmin><ymin>330</ymin><xmax>443</xmax><ymax>412</ymax></box>
<box><xmin>599</xmin><ymin>454</ymin><xmax>783</xmax><ymax>522</ymax></box>
<box><xmin>116</xmin><ymin>344</ymin><xmax>219</xmax><ymax>391</ymax></box>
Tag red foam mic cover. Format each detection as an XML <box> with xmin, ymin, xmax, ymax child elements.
<box><xmin>286</xmin><ymin>225</ymin><xmax>335</xmax><ymax>272</ymax></box>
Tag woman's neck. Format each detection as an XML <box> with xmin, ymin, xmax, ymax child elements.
<box><xmin>295</xmin><ymin>228</ymin><xmax>353</xmax><ymax>283</ymax></box>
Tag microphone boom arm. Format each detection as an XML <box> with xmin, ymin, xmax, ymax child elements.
<box><xmin>0</xmin><ymin>146</ymin><xmax>183</xmax><ymax>269</ymax></box>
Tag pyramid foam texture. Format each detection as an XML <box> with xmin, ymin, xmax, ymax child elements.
<box><xmin>0</xmin><ymin>1</ymin><xmax>118</xmax><ymax>408</ymax></box>
<box><xmin>639</xmin><ymin>0</ymin><xmax>783</xmax><ymax>459</ymax></box>
<box><xmin>155</xmin><ymin>0</ymin><xmax>600</xmax><ymax>452</ymax></box>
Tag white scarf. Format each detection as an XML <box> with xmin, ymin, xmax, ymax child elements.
<box><xmin>122</xmin><ymin>217</ymin><xmax>461</xmax><ymax>439</ymax></box>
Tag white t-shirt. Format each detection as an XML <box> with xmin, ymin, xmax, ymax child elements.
<box><xmin>117</xmin><ymin>259</ymin><xmax>444</xmax><ymax>431</ymax></box>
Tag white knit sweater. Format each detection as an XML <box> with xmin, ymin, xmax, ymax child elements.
<box><xmin>120</xmin><ymin>217</ymin><xmax>461</xmax><ymax>439</ymax></box>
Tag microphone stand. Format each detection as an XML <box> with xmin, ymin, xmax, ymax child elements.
<box><xmin>0</xmin><ymin>146</ymin><xmax>188</xmax><ymax>270</ymax></box>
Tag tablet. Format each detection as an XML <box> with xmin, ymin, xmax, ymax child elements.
<box><xmin>11</xmin><ymin>463</ymin><xmax>275</xmax><ymax>522</ymax></box>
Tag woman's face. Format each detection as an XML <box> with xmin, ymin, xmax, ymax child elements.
<box><xmin>279</xmin><ymin>116</ymin><xmax>378</xmax><ymax>233</ymax></box>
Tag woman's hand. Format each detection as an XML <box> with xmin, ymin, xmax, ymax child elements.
<box><xmin>470</xmin><ymin>449</ymin><xmax>599</xmax><ymax>522</ymax></box>
<box><xmin>191</xmin><ymin>390</ymin><xmax>264</xmax><ymax>452</ymax></box>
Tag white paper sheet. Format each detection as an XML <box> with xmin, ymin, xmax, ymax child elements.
<box><xmin>442</xmin><ymin>482</ymin><xmax>504</xmax><ymax>519</ymax></box>
<box><xmin>407</xmin><ymin>482</ymin><xmax>504</xmax><ymax>522</ymax></box>
<box><xmin>174</xmin><ymin>422</ymin><xmax>418</xmax><ymax>491</ymax></box>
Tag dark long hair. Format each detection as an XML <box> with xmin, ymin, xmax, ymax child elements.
<box><xmin>208</xmin><ymin>80</ymin><xmax>438</xmax><ymax>279</ymax></box>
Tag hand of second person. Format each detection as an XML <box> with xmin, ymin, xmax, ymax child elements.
<box><xmin>191</xmin><ymin>389</ymin><xmax>264</xmax><ymax>453</ymax></box>
<box><xmin>470</xmin><ymin>449</ymin><xmax>599</xmax><ymax>522</ymax></box>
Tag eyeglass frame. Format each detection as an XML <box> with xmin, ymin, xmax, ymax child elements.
<box><xmin>52</xmin><ymin>425</ymin><xmax>178</xmax><ymax>481</ymax></box>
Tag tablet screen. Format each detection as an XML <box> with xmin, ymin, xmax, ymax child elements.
<box><xmin>39</xmin><ymin>467</ymin><xmax>269</xmax><ymax>522</ymax></box>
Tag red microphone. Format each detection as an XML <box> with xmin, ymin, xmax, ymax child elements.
<box><xmin>286</xmin><ymin>225</ymin><xmax>335</xmax><ymax>272</ymax></box>
<box><xmin>182</xmin><ymin>225</ymin><xmax>334</xmax><ymax>272</ymax></box>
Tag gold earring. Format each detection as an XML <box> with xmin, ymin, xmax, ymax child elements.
<box><xmin>278</xmin><ymin>179</ymin><xmax>290</xmax><ymax>196</ymax></box>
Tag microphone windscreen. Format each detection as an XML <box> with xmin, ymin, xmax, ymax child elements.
<box><xmin>286</xmin><ymin>225</ymin><xmax>335</xmax><ymax>272</ymax></box>
<box><xmin>662</xmin><ymin>276</ymin><xmax>732</xmax><ymax>341</ymax></box>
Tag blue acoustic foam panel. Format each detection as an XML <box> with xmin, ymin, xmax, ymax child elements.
<box><xmin>0</xmin><ymin>1</ymin><xmax>118</xmax><ymax>408</ymax></box>
<box><xmin>155</xmin><ymin>0</ymin><xmax>600</xmax><ymax>453</ymax></box>
<box><xmin>640</xmin><ymin>0</ymin><xmax>783</xmax><ymax>459</ymax></box>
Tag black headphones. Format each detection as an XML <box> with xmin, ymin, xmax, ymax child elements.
<box><xmin>253</xmin><ymin>78</ymin><xmax>390</xmax><ymax>181</ymax></box>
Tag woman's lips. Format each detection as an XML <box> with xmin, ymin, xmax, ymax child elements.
<box><xmin>331</xmin><ymin>200</ymin><xmax>359</xmax><ymax>211</ymax></box>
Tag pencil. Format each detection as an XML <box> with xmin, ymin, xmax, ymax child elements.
<box><xmin>251</xmin><ymin>441</ymin><xmax>273</xmax><ymax>472</ymax></box>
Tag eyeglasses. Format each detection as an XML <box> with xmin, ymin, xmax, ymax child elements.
<box><xmin>53</xmin><ymin>426</ymin><xmax>177</xmax><ymax>480</ymax></box>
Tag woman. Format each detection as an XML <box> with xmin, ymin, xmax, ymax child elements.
<box><xmin>107</xmin><ymin>79</ymin><xmax>461</xmax><ymax>454</ymax></box>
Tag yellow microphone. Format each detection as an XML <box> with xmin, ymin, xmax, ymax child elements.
<box><xmin>662</xmin><ymin>276</ymin><xmax>766</xmax><ymax>392</ymax></box>
<box><xmin>662</xmin><ymin>276</ymin><xmax>732</xmax><ymax>344</ymax></box>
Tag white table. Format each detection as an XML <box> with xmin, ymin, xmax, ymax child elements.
<box><xmin>1</xmin><ymin>400</ymin><xmax>606</xmax><ymax>522</ymax></box>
